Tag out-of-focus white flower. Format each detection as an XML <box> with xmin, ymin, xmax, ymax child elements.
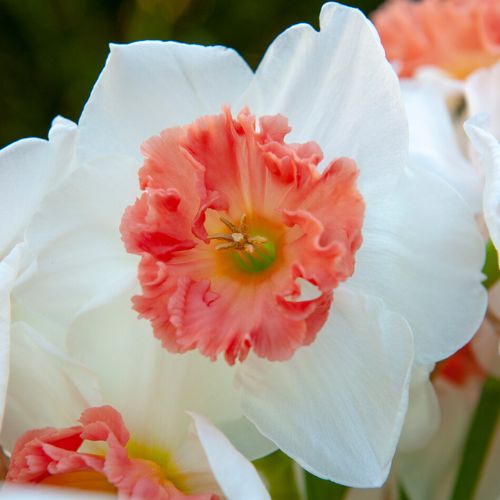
<box><xmin>0</xmin><ymin>117</ymin><xmax>78</xmax><ymax>430</ymax></box>
<box><xmin>0</xmin><ymin>1</ymin><xmax>487</xmax><ymax>488</ymax></box>
<box><xmin>397</xmin><ymin>340</ymin><xmax>500</xmax><ymax>500</ymax></box>
<box><xmin>466</xmin><ymin>110</ymin><xmax>500</xmax><ymax>256</ymax></box>
<box><xmin>1</xmin><ymin>327</ymin><xmax>269</xmax><ymax>499</ymax></box>
<box><xmin>387</xmin><ymin>58</ymin><xmax>500</xmax><ymax>252</ymax></box>
<box><xmin>372</xmin><ymin>0</ymin><xmax>500</xmax><ymax>236</ymax></box>
<box><xmin>346</xmin><ymin>339</ymin><xmax>500</xmax><ymax>500</ymax></box>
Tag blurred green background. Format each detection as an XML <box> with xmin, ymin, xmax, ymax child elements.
<box><xmin>0</xmin><ymin>0</ymin><xmax>383</xmax><ymax>148</ymax></box>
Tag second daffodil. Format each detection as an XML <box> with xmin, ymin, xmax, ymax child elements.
<box><xmin>1</xmin><ymin>1</ymin><xmax>487</xmax><ymax>488</ymax></box>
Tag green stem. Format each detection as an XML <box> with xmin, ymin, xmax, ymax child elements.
<box><xmin>399</xmin><ymin>484</ymin><xmax>410</xmax><ymax>500</ymax></box>
<box><xmin>482</xmin><ymin>241</ymin><xmax>500</xmax><ymax>289</ymax></box>
<box><xmin>450</xmin><ymin>376</ymin><xmax>500</xmax><ymax>500</ymax></box>
<box><xmin>253</xmin><ymin>451</ymin><xmax>301</xmax><ymax>499</ymax></box>
<box><xmin>304</xmin><ymin>470</ymin><xmax>349</xmax><ymax>500</ymax></box>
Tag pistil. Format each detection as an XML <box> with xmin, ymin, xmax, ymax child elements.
<box><xmin>209</xmin><ymin>214</ymin><xmax>278</xmax><ymax>275</ymax></box>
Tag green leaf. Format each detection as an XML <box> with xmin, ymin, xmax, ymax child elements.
<box><xmin>304</xmin><ymin>470</ymin><xmax>349</xmax><ymax>500</ymax></box>
<box><xmin>253</xmin><ymin>451</ymin><xmax>301</xmax><ymax>499</ymax></box>
<box><xmin>482</xmin><ymin>241</ymin><xmax>500</xmax><ymax>289</ymax></box>
<box><xmin>450</xmin><ymin>376</ymin><xmax>500</xmax><ymax>500</ymax></box>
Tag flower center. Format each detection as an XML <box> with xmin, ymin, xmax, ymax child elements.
<box><xmin>121</xmin><ymin>108</ymin><xmax>365</xmax><ymax>363</ymax></box>
<box><xmin>209</xmin><ymin>214</ymin><xmax>278</xmax><ymax>274</ymax></box>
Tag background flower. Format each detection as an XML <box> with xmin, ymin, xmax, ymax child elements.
<box><xmin>2</xmin><ymin>322</ymin><xmax>269</xmax><ymax>499</ymax></box>
<box><xmin>372</xmin><ymin>0</ymin><xmax>500</xmax><ymax>79</ymax></box>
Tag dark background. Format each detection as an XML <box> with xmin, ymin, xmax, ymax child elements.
<box><xmin>0</xmin><ymin>0</ymin><xmax>383</xmax><ymax>148</ymax></box>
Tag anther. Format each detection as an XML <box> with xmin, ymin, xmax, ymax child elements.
<box><xmin>208</xmin><ymin>215</ymin><xmax>267</xmax><ymax>253</ymax></box>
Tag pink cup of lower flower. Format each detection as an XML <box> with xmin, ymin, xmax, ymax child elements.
<box><xmin>7</xmin><ymin>406</ymin><xmax>217</xmax><ymax>499</ymax></box>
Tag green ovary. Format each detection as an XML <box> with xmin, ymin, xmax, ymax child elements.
<box><xmin>230</xmin><ymin>239</ymin><xmax>277</xmax><ymax>274</ymax></box>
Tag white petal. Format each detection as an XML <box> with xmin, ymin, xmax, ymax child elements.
<box><xmin>12</xmin><ymin>156</ymin><xmax>140</xmax><ymax>341</ymax></box>
<box><xmin>466</xmin><ymin>61</ymin><xmax>500</xmax><ymax>140</ymax></box>
<box><xmin>401</xmin><ymin>80</ymin><xmax>481</xmax><ymax>212</ymax></box>
<box><xmin>187</xmin><ymin>412</ymin><xmax>270</xmax><ymax>500</ymax></box>
<box><xmin>0</xmin><ymin>117</ymin><xmax>77</xmax><ymax>257</ymax></box>
<box><xmin>170</xmin><ymin>427</ymin><xmax>221</xmax><ymax>496</ymax></box>
<box><xmin>398</xmin><ymin>364</ymin><xmax>440</xmax><ymax>452</ymax></box>
<box><xmin>1</xmin><ymin>321</ymin><xmax>101</xmax><ymax>452</ymax></box>
<box><xmin>215</xmin><ymin>415</ymin><xmax>277</xmax><ymax>461</ymax></box>
<box><xmin>415</xmin><ymin>67</ymin><xmax>465</xmax><ymax>100</ymax></box>
<box><xmin>241</xmin><ymin>2</ymin><xmax>407</xmax><ymax>203</ymax></box>
<box><xmin>0</xmin><ymin>245</ymin><xmax>24</xmax><ymax>430</ymax></box>
<box><xmin>67</xmin><ymin>285</ymin><xmax>271</xmax><ymax>459</ymax></box>
<box><xmin>77</xmin><ymin>42</ymin><xmax>253</xmax><ymax>163</ymax></box>
<box><xmin>238</xmin><ymin>288</ymin><xmax>414</xmax><ymax>487</ymax></box>
<box><xmin>465</xmin><ymin>115</ymin><xmax>500</xmax><ymax>257</ymax></box>
<box><xmin>349</xmin><ymin>163</ymin><xmax>487</xmax><ymax>364</ymax></box>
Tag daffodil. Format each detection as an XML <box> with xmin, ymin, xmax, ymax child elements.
<box><xmin>0</xmin><ymin>2</ymin><xmax>486</xmax><ymax>488</ymax></box>
<box><xmin>2</xmin><ymin>326</ymin><xmax>269</xmax><ymax>499</ymax></box>
<box><xmin>465</xmin><ymin>66</ymin><xmax>500</xmax><ymax>255</ymax></box>
<box><xmin>0</xmin><ymin>117</ymin><xmax>78</xmax><ymax>430</ymax></box>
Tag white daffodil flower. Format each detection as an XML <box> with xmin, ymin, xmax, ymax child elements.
<box><xmin>1</xmin><ymin>325</ymin><xmax>269</xmax><ymax>499</ymax></box>
<box><xmin>0</xmin><ymin>116</ymin><xmax>79</xmax><ymax>430</ymax></box>
<box><xmin>465</xmin><ymin>72</ymin><xmax>500</xmax><ymax>257</ymax></box>
<box><xmin>0</xmin><ymin>2</ymin><xmax>486</xmax><ymax>488</ymax></box>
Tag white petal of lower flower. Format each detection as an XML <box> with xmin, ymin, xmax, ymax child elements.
<box><xmin>1</xmin><ymin>321</ymin><xmax>101</xmax><ymax>451</ymax></box>
<box><xmin>13</xmin><ymin>156</ymin><xmax>140</xmax><ymax>341</ymax></box>
<box><xmin>237</xmin><ymin>288</ymin><xmax>414</xmax><ymax>487</ymax></box>
<box><xmin>398</xmin><ymin>364</ymin><xmax>440</xmax><ymax>452</ymax></box>
<box><xmin>67</xmin><ymin>285</ymin><xmax>272</xmax><ymax>459</ymax></box>
<box><xmin>415</xmin><ymin>67</ymin><xmax>465</xmax><ymax>101</ymax></box>
<box><xmin>215</xmin><ymin>415</ymin><xmax>277</xmax><ymax>461</ymax></box>
<box><xmin>240</xmin><ymin>2</ymin><xmax>407</xmax><ymax>204</ymax></box>
<box><xmin>0</xmin><ymin>245</ymin><xmax>24</xmax><ymax>430</ymax></box>
<box><xmin>0</xmin><ymin>117</ymin><xmax>76</xmax><ymax>258</ymax></box>
<box><xmin>401</xmin><ymin>80</ymin><xmax>482</xmax><ymax>212</ymax></box>
<box><xmin>465</xmin><ymin>115</ymin><xmax>500</xmax><ymax>257</ymax></box>
<box><xmin>349</xmin><ymin>163</ymin><xmax>487</xmax><ymax>364</ymax></box>
<box><xmin>187</xmin><ymin>412</ymin><xmax>270</xmax><ymax>500</ymax></box>
<box><xmin>78</xmin><ymin>42</ymin><xmax>253</xmax><ymax>163</ymax></box>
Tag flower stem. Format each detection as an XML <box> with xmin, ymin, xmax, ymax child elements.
<box><xmin>399</xmin><ymin>484</ymin><xmax>410</xmax><ymax>500</ymax></box>
<box><xmin>253</xmin><ymin>451</ymin><xmax>301</xmax><ymax>499</ymax></box>
<box><xmin>450</xmin><ymin>376</ymin><xmax>500</xmax><ymax>500</ymax></box>
<box><xmin>482</xmin><ymin>241</ymin><xmax>500</xmax><ymax>289</ymax></box>
<box><xmin>304</xmin><ymin>470</ymin><xmax>348</xmax><ymax>500</ymax></box>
